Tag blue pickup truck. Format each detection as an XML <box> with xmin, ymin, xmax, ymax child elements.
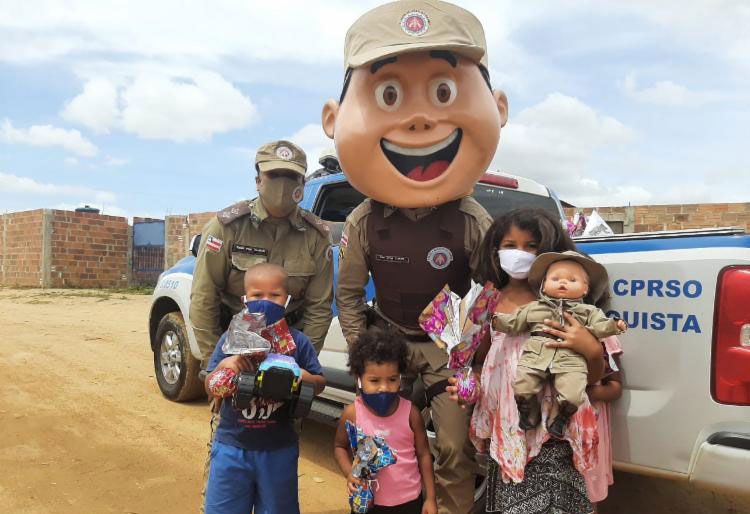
<box><xmin>149</xmin><ymin>170</ymin><xmax>750</xmax><ymax>509</ymax></box>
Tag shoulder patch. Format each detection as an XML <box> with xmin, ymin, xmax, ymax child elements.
<box><xmin>217</xmin><ymin>200</ymin><xmax>252</xmax><ymax>225</ymax></box>
<box><xmin>345</xmin><ymin>199</ymin><xmax>373</xmax><ymax>227</ymax></box>
<box><xmin>299</xmin><ymin>209</ymin><xmax>331</xmax><ymax>239</ymax></box>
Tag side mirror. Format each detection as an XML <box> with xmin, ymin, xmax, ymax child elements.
<box><xmin>190</xmin><ymin>234</ymin><xmax>202</xmax><ymax>257</ymax></box>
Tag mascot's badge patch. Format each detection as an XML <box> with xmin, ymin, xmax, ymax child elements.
<box><xmin>427</xmin><ymin>246</ymin><xmax>452</xmax><ymax>270</ymax></box>
<box><xmin>401</xmin><ymin>10</ymin><xmax>429</xmax><ymax>36</ymax></box>
<box><xmin>275</xmin><ymin>146</ymin><xmax>293</xmax><ymax>160</ymax></box>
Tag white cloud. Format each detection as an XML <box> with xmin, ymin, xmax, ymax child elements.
<box><xmin>285</xmin><ymin>123</ymin><xmax>333</xmax><ymax>172</ymax></box>
<box><xmin>491</xmin><ymin>93</ymin><xmax>638</xmax><ymax>206</ymax></box>
<box><xmin>0</xmin><ymin>172</ymin><xmax>115</xmax><ymax>204</ymax></box>
<box><xmin>64</xmin><ymin>157</ymin><xmax>79</xmax><ymax>166</ymax></box>
<box><xmin>61</xmin><ymin>70</ymin><xmax>258</xmax><ymax>142</ymax></box>
<box><xmin>61</xmin><ymin>78</ymin><xmax>119</xmax><ymax>133</ymax></box>
<box><xmin>622</xmin><ymin>74</ymin><xmax>723</xmax><ymax>106</ymax></box>
<box><xmin>0</xmin><ymin>118</ymin><xmax>98</xmax><ymax>157</ymax></box>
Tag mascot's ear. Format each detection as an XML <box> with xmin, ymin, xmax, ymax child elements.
<box><xmin>493</xmin><ymin>90</ymin><xmax>509</xmax><ymax>128</ymax></box>
<box><xmin>322</xmin><ymin>99</ymin><xmax>339</xmax><ymax>139</ymax></box>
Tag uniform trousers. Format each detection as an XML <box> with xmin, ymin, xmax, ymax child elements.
<box><xmin>403</xmin><ymin>340</ymin><xmax>475</xmax><ymax>514</ymax></box>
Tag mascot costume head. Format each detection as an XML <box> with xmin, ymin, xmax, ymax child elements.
<box><xmin>322</xmin><ymin>0</ymin><xmax>508</xmax><ymax>208</ymax></box>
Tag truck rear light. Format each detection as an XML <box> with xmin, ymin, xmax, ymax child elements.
<box><xmin>712</xmin><ymin>266</ymin><xmax>750</xmax><ymax>405</ymax></box>
<box><xmin>479</xmin><ymin>174</ymin><xmax>518</xmax><ymax>189</ymax></box>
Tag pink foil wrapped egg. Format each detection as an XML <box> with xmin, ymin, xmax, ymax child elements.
<box><xmin>453</xmin><ymin>368</ymin><xmax>480</xmax><ymax>405</ymax></box>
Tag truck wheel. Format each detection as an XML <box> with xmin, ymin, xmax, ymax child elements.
<box><xmin>154</xmin><ymin>312</ymin><xmax>204</xmax><ymax>401</ymax></box>
<box><xmin>421</xmin><ymin>405</ymin><xmax>487</xmax><ymax>513</ymax></box>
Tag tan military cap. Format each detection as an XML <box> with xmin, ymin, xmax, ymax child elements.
<box><xmin>255</xmin><ymin>140</ymin><xmax>307</xmax><ymax>176</ymax></box>
<box><xmin>345</xmin><ymin>0</ymin><xmax>487</xmax><ymax>69</ymax></box>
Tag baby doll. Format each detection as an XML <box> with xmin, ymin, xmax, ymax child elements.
<box><xmin>492</xmin><ymin>251</ymin><xmax>627</xmax><ymax>438</ymax></box>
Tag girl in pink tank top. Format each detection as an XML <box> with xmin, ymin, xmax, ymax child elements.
<box><xmin>334</xmin><ymin>327</ymin><xmax>437</xmax><ymax>514</ymax></box>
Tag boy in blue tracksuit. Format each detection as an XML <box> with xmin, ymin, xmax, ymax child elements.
<box><xmin>203</xmin><ymin>263</ymin><xmax>326</xmax><ymax>514</ymax></box>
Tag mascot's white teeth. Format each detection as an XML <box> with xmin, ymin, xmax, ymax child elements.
<box><xmin>382</xmin><ymin>130</ymin><xmax>459</xmax><ymax>157</ymax></box>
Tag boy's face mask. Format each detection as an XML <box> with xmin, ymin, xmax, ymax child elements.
<box><xmin>244</xmin><ymin>298</ymin><xmax>288</xmax><ymax>325</ymax></box>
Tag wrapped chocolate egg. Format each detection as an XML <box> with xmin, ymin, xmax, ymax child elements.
<box><xmin>453</xmin><ymin>367</ymin><xmax>480</xmax><ymax>405</ymax></box>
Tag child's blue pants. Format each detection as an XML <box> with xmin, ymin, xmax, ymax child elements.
<box><xmin>204</xmin><ymin>440</ymin><xmax>300</xmax><ymax>514</ymax></box>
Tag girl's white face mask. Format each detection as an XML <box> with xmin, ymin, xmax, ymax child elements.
<box><xmin>498</xmin><ymin>249</ymin><xmax>536</xmax><ymax>279</ymax></box>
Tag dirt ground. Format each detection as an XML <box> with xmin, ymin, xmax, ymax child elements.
<box><xmin>1</xmin><ymin>288</ymin><xmax>748</xmax><ymax>514</ymax></box>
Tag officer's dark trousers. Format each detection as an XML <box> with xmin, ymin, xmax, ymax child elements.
<box><xmin>403</xmin><ymin>340</ymin><xmax>475</xmax><ymax>514</ymax></box>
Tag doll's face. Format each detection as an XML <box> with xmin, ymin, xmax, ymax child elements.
<box><xmin>543</xmin><ymin>260</ymin><xmax>589</xmax><ymax>299</ymax></box>
<box><xmin>322</xmin><ymin>51</ymin><xmax>508</xmax><ymax>208</ymax></box>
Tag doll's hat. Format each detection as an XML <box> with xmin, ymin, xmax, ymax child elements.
<box><xmin>344</xmin><ymin>0</ymin><xmax>488</xmax><ymax>69</ymax></box>
<box><xmin>528</xmin><ymin>251</ymin><xmax>610</xmax><ymax>303</ymax></box>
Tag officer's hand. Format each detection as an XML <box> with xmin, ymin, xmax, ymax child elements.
<box><xmin>216</xmin><ymin>355</ymin><xmax>254</xmax><ymax>374</ymax></box>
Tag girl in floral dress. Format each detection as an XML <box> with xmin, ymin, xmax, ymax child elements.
<box><xmin>447</xmin><ymin>208</ymin><xmax>617</xmax><ymax>514</ymax></box>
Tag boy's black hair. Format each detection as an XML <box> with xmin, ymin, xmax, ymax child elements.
<box><xmin>476</xmin><ymin>208</ymin><xmax>577</xmax><ymax>290</ymax></box>
<box><xmin>339</xmin><ymin>55</ymin><xmax>492</xmax><ymax>104</ymax></box>
<box><xmin>347</xmin><ymin>326</ymin><xmax>410</xmax><ymax>377</ymax></box>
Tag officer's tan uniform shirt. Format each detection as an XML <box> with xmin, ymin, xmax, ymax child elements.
<box><xmin>335</xmin><ymin>196</ymin><xmax>492</xmax><ymax>346</ymax></box>
<box><xmin>190</xmin><ymin>198</ymin><xmax>333</xmax><ymax>359</ymax></box>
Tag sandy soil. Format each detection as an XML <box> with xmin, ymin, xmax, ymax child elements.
<box><xmin>1</xmin><ymin>287</ymin><xmax>748</xmax><ymax>514</ymax></box>
<box><xmin>0</xmin><ymin>288</ymin><xmax>347</xmax><ymax>514</ymax></box>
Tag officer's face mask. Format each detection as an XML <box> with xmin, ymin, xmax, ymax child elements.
<box><xmin>258</xmin><ymin>175</ymin><xmax>303</xmax><ymax>216</ymax></box>
<box><xmin>244</xmin><ymin>299</ymin><xmax>287</xmax><ymax>325</ymax></box>
<box><xmin>358</xmin><ymin>378</ymin><xmax>399</xmax><ymax>417</ymax></box>
<box><xmin>498</xmin><ymin>249</ymin><xmax>537</xmax><ymax>280</ymax></box>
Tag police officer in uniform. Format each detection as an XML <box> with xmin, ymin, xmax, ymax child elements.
<box><xmin>190</xmin><ymin>140</ymin><xmax>334</xmax><ymax>359</ymax></box>
<box><xmin>324</xmin><ymin>1</ymin><xmax>509</xmax><ymax>511</ymax></box>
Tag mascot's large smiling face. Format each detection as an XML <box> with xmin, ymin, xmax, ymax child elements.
<box><xmin>323</xmin><ymin>49</ymin><xmax>507</xmax><ymax>208</ymax></box>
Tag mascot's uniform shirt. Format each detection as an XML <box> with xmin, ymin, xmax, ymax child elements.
<box><xmin>336</xmin><ymin>196</ymin><xmax>492</xmax><ymax>349</ymax></box>
<box><xmin>190</xmin><ymin>197</ymin><xmax>334</xmax><ymax>359</ymax></box>
<box><xmin>203</xmin><ymin>329</ymin><xmax>322</xmax><ymax>514</ymax></box>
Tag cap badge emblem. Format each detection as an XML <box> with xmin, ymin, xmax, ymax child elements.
<box><xmin>276</xmin><ymin>146</ymin><xmax>293</xmax><ymax>160</ymax></box>
<box><xmin>401</xmin><ymin>10</ymin><xmax>429</xmax><ymax>37</ymax></box>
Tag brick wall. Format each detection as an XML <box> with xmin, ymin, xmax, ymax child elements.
<box><xmin>0</xmin><ymin>209</ymin><xmax>45</xmax><ymax>287</ymax></box>
<box><xmin>165</xmin><ymin>211</ymin><xmax>215</xmax><ymax>269</ymax></box>
<box><xmin>48</xmin><ymin>210</ymin><xmax>130</xmax><ymax>288</ymax></box>
<box><xmin>564</xmin><ymin>202</ymin><xmax>750</xmax><ymax>234</ymax></box>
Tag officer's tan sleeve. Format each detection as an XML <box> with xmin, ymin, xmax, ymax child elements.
<box><xmin>189</xmin><ymin>217</ymin><xmax>232</xmax><ymax>361</ymax></box>
<box><xmin>585</xmin><ymin>306</ymin><xmax>623</xmax><ymax>339</ymax></box>
<box><xmin>300</xmin><ymin>230</ymin><xmax>334</xmax><ymax>353</ymax></box>
<box><xmin>461</xmin><ymin>197</ymin><xmax>493</xmax><ymax>281</ymax></box>
<box><xmin>335</xmin><ymin>202</ymin><xmax>372</xmax><ymax>347</ymax></box>
<box><xmin>492</xmin><ymin>304</ymin><xmax>531</xmax><ymax>335</ymax></box>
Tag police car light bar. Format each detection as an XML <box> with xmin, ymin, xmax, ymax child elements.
<box><xmin>479</xmin><ymin>174</ymin><xmax>518</xmax><ymax>189</ymax></box>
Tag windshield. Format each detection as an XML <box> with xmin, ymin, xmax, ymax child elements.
<box><xmin>472</xmin><ymin>184</ymin><xmax>561</xmax><ymax>220</ymax></box>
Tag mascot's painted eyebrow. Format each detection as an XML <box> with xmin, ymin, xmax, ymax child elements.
<box><xmin>369</xmin><ymin>51</ymin><xmax>457</xmax><ymax>74</ymax></box>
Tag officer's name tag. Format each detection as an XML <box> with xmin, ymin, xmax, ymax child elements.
<box><xmin>232</xmin><ymin>244</ymin><xmax>268</xmax><ymax>256</ymax></box>
<box><xmin>375</xmin><ymin>253</ymin><xmax>409</xmax><ymax>264</ymax></box>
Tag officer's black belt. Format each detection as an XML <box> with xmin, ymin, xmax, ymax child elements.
<box><xmin>425</xmin><ymin>379</ymin><xmax>450</xmax><ymax>405</ymax></box>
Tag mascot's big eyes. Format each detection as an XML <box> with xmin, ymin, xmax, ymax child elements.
<box><xmin>375</xmin><ymin>80</ymin><xmax>403</xmax><ymax>111</ymax></box>
<box><xmin>429</xmin><ymin>78</ymin><xmax>457</xmax><ymax>106</ymax></box>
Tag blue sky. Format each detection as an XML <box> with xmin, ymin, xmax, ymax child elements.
<box><xmin>1</xmin><ymin>0</ymin><xmax>748</xmax><ymax>220</ymax></box>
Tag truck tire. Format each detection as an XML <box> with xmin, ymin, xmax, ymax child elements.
<box><xmin>154</xmin><ymin>312</ymin><xmax>204</xmax><ymax>401</ymax></box>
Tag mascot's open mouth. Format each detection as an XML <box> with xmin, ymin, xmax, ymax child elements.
<box><xmin>381</xmin><ymin>129</ymin><xmax>462</xmax><ymax>182</ymax></box>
